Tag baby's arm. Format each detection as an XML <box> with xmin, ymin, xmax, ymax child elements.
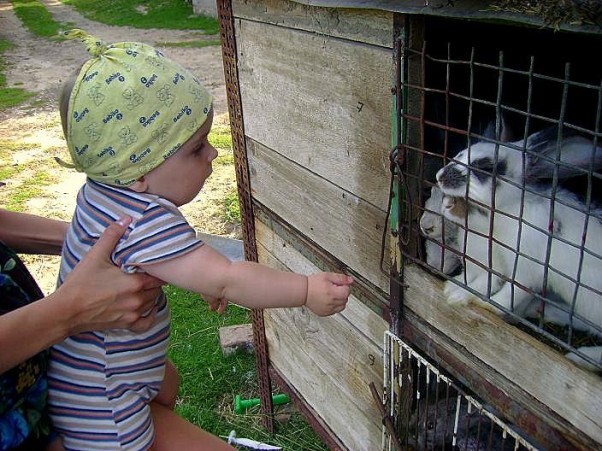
<box><xmin>141</xmin><ymin>243</ymin><xmax>353</xmax><ymax>316</ymax></box>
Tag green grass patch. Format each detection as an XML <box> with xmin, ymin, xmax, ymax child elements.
<box><xmin>61</xmin><ymin>0</ymin><xmax>219</xmax><ymax>33</ymax></box>
<box><xmin>221</xmin><ymin>187</ymin><xmax>241</xmax><ymax>224</ymax></box>
<box><xmin>0</xmin><ymin>88</ymin><xmax>34</xmax><ymax>110</ymax></box>
<box><xmin>0</xmin><ymin>140</ymin><xmax>56</xmax><ymax>211</ymax></box>
<box><xmin>0</xmin><ymin>39</ymin><xmax>34</xmax><ymax>110</ymax></box>
<box><xmin>4</xmin><ymin>172</ymin><xmax>51</xmax><ymax>211</ymax></box>
<box><xmin>10</xmin><ymin>0</ymin><xmax>63</xmax><ymax>37</ymax></box>
<box><xmin>160</xmin><ymin>40</ymin><xmax>221</xmax><ymax>49</ymax></box>
<box><xmin>167</xmin><ymin>286</ymin><xmax>327</xmax><ymax>450</ymax></box>
<box><xmin>209</xmin><ymin>124</ymin><xmax>233</xmax><ymax>151</ymax></box>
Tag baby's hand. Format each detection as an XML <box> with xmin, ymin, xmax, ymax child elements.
<box><xmin>204</xmin><ymin>294</ymin><xmax>228</xmax><ymax>314</ymax></box>
<box><xmin>305</xmin><ymin>273</ymin><xmax>353</xmax><ymax>316</ymax></box>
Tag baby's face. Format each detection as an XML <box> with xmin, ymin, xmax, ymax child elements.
<box><xmin>142</xmin><ymin>111</ymin><xmax>217</xmax><ymax>206</ymax></box>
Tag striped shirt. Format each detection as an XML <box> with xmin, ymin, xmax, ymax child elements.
<box><xmin>48</xmin><ymin>180</ymin><xmax>203</xmax><ymax>451</ymax></box>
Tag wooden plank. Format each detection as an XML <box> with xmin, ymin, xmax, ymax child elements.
<box><xmin>286</xmin><ymin>0</ymin><xmax>602</xmax><ymax>35</ymax></box>
<box><xmin>403</xmin><ymin>266</ymin><xmax>602</xmax><ymax>446</ymax></box>
<box><xmin>235</xmin><ymin>19</ymin><xmax>393</xmax><ymax>209</ymax></box>
<box><xmin>254</xmin><ymin>220</ymin><xmax>388</xmax><ymax>450</ymax></box>
<box><xmin>232</xmin><ymin>0</ymin><xmax>394</xmax><ymax>47</ymax></box>
<box><xmin>248</xmin><ymin>138</ymin><xmax>389</xmax><ymax>292</ymax></box>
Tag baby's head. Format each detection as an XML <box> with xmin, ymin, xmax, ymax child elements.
<box><xmin>59</xmin><ymin>29</ymin><xmax>215</xmax><ymax>205</ymax></box>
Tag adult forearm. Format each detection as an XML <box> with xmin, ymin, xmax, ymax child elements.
<box><xmin>0</xmin><ymin>293</ymin><xmax>70</xmax><ymax>373</ymax></box>
<box><xmin>0</xmin><ymin>210</ymin><xmax>69</xmax><ymax>255</ymax></box>
<box><xmin>223</xmin><ymin>261</ymin><xmax>308</xmax><ymax>309</ymax></box>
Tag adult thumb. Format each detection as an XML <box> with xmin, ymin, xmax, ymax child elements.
<box><xmin>88</xmin><ymin>216</ymin><xmax>132</xmax><ymax>260</ymax></box>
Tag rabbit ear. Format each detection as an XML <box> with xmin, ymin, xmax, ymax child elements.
<box><xmin>525</xmin><ymin>127</ymin><xmax>602</xmax><ymax>180</ymax></box>
<box><xmin>479</xmin><ymin>113</ymin><xmax>514</xmax><ymax>143</ymax></box>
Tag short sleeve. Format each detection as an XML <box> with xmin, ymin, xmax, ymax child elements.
<box><xmin>113</xmin><ymin>199</ymin><xmax>203</xmax><ymax>273</ymax></box>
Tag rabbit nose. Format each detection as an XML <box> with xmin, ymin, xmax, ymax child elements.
<box><xmin>437</xmin><ymin>165</ymin><xmax>465</xmax><ymax>190</ymax></box>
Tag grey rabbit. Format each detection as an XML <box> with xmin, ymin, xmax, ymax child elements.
<box><xmin>410</xmin><ymin>395</ymin><xmax>514</xmax><ymax>450</ymax></box>
<box><xmin>420</xmin><ymin>185</ymin><xmax>463</xmax><ymax>276</ymax></box>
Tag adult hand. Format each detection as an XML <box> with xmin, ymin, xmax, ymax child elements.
<box><xmin>305</xmin><ymin>273</ymin><xmax>353</xmax><ymax>316</ymax></box>
<box><xmin>58</xmin><ymin>216</ymin><xmax>165</xmax><ymax>334</ymax></box>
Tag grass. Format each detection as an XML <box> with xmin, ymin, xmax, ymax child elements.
<box><xmin>0</xmin><ymin>139</ymin><xmax>57</xmax><ymax>211</ymax></box>
<box><xmin>167</xmin><ymin>287</ymin><xmax>328</xmax><ymax>451</ymax></box>
<box><xmin>10</xmin><ymin>0</ymin><xmax>63</xmax><ymax>37</ymax></box>
<box><xmin>61</xmin><ymin>0</ymin><xmax>219</xmax><ymax>33</ymax></box>
<box><xmin>0</xmin><ymin>40</ymin><xmax>34</xmax><ymax>110</ymax></box>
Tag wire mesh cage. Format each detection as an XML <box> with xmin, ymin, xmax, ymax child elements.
<box><xmin>382</xmin><ymin>331</ymin><xmax>538</xmax><ymax>451</ymax></box>
<box><xmin>393</xmin><ymin>17</ymin><xmax>602</xmax><ymax>372</ymax></box>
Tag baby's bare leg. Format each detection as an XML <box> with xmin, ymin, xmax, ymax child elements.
<box><xmin>149</xmin><ymin>403</ymin><xmax>235</xmax><ymax>451</ymax></box>
<box><xmin>154</xmin><ymin>358</ymin><xmax>180</xmax><ymax>410</ymax></box>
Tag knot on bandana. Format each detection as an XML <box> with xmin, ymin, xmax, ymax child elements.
<box><xmin>63</xmin><ymin>29</ymin><xmax>108</xmax><ymax>58</ymax></box>
<box><xmin>59</xmin><ymin>29</ymin><xmax>213</xmax><ymax>187</ymax></box>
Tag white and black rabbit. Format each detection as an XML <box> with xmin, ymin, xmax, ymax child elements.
<box><xmin>420</xmin><ymin>185</ymin><xmax>463</xmax><ymax>276</ymax></box>
<box><xmin>437</xmin><ymin>126</ymin><xmax>602</xmax><ymax>370</ymax></box>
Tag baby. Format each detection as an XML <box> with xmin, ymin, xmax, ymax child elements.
<box><xmin>48</xmin><ymin>29</ymin><xmax>353</xmax><ymax>450</ymax></box>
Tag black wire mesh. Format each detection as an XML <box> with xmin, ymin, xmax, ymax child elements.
<box><xmin>393</xmin><ymin>19</ymin><xmax>602</xmax><ymax>372</ymax></box>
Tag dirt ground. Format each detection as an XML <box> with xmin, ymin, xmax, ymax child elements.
<box><xmin>0</xmin><ymin>0</ymin><xmax>237</xmax><ymax>294</ymax></box>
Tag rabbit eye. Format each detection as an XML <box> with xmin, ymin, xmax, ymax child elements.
<box><xmin>427</xmin><ymin>421</ymin><xmax>435</xmax><ymax>430</ymax></box>
<box><xmin>470</xmin><ymin>157</ymin><xmax>507</xmax><ymax>182</ymax></box>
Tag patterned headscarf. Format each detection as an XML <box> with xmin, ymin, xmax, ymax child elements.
<box><xmin>58</xmin><ymin>29</ymin><xmax>213</xmax><ymax>186</ymax></box>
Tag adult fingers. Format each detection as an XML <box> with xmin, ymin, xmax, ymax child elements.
<box><xmin>87</xmin><ymin>216</ymin><xmax>132</xmax><ymax>261</ymax></box>
<box><xmin>128</xmin><ymin>308</ymin><xmax>158</xmax><ymax>333</ymax></box>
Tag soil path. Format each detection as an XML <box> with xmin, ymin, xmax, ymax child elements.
<box><xmin>0</xmin><ymin>1</ymin><xmax>233</xmax><ymax>293</ymax></box>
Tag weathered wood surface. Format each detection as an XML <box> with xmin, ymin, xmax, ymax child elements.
<box><xmin>286</xmin><ymin>0</ymin><xmax>602</xmax><ymax>35</ymax></box>
<box><xmin>232</xmin><ymin>0</ymin><xmax>394</xmax><ymax>47</ymax></box>
<box><xmin>247</xmin><ymin>137</ymin><xmax>389</xmax><ymax>293</ymax></box>
<box><xmin>234</xmin><ymin>16</ymin><xmax>393</xmax><ymax>210</ymax></box>
<box><xmin>255</xmin><ymin>220</ymin><xmax>388</xmax><ymax>451</ymax></box>
<box><xmin>403</xmin><ymin>266</ymin><xmax>602</xmax><ymax>447</ymax></box>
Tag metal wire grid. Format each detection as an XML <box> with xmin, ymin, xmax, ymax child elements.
<box><xmin>382</xmin><ymin>331</ymin><xmax>538</xmax><ymax>451</ymax></box>
<box><xmin>390</xmin><ymin>37</ymin><xmax>602</xmax><ymax>370</ymax></box>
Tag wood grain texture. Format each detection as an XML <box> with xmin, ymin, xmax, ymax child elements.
<box><xmin>232</xmin><ymin>0</ymin><xmax>394</xmax><ymax>47</ymax></box>
<box><xmin>403</xmin><ymin>266</ymin><xmax>602</xmax><ymax>446</ymax></box>
<box><xmin>255</xmin><ymin>219</ymin><xmax>388</xmax><ymax>450</ymax></box>
<box><xmin>248</xmin><ymin>138</ymin><xmax>389</xmax><ymax>293</ymax></box>
<box><xmin>235</xmin><ymin>17</ymin><xmax>393</xmax><ymax>209</ymax></box>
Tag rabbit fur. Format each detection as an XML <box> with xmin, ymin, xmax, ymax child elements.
<box><xmin>410</xmin><ymin>395</ymin><xmax>510</xmax><ymax>450</ymax></box>
<box><xmin>436</xmin><ymin>129</ymin><xmax>602</xmax><ymax>369</ymax></box>
<box><xmin>420</xmin><ymin>185</ymin><xmax>462</xmax><ymax>275</ymax></box>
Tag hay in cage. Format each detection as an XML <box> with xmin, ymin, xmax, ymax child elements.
<box><xmin>489</xmin><ymin>0</ymin><xmax>602</xmax><ymax>28</ymax></box>
<box><xmin>381</xmin><ymin>332</ymin><xmax>539</xmax><ymax>450</ymax></box>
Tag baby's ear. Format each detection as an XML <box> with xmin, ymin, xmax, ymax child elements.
<box><xmin>129</xmin><ymin>177</ymin><xmax>148</xmax><ymax>193</ymax></box>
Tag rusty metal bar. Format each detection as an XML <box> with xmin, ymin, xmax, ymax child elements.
<box><xmin>216</xmin><ymin>0</ymin><xmax>274</xmax><ymax>433</ymax></box>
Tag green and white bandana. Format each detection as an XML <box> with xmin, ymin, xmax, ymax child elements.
<box><xmin>60</xmin><ymin>29</ymin><xmax>213</xmax><ymax>187</ymax></box>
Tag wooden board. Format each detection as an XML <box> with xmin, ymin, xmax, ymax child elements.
<box><xmin>247</xmin><ymin>137</ymin><xmax>389</xmax><ymax>293</ymax></box>
<box><xmin>403</xmin><ymin>266</ymin><xmax>602</xmax><ymax>447</ymax></box>
<box><xmin>285</xmin><ymin>0</ymin><xmax>602</xmax><ymax>35</ymax></box>
<box><xmin>235</xmin><ymin>17</ymin><xmax>393</xmax><ymax>210</ymax></box>
<box><xmin>232</xmin><ymin>0</ymin><xmax>394</xmax><ymax>48</ymax></box>
<box><xmin>255</xmin><ymin>220</ymin><xmax>388</xmax><ymax>450</ymax></box>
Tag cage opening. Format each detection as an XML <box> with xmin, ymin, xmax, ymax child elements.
<box><xmin>382</xmin><ymin>332</ymin><xmax>539</xmax><ymax>451</ymax></box>
<box><xmin>395</xmin><ymin>17</ymin><xmax>602</xmax><ymax>371</ymax></box>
